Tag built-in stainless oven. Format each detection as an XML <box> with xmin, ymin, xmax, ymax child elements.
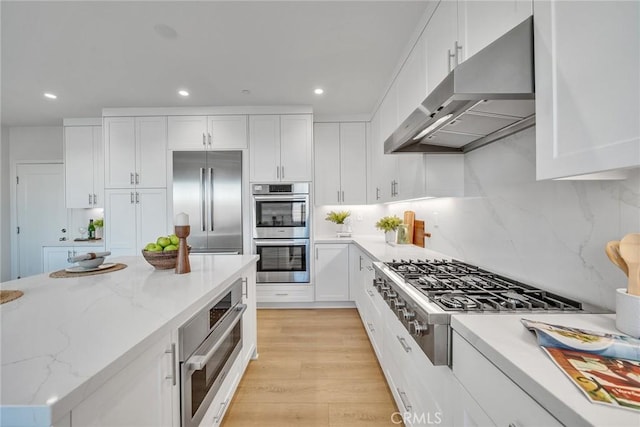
<box><xmin>253</xmin><ymin>239</ymin><xmax>310</xmax><ymax>283</ymax></box>
<box><xmin>252</xmin><ymin>183</ymin><xmax>309</xmax><ymax>239</ymax></box>
<box><xmin>179</xmin><ymin>278</ymin><xmax>246</xmax><ymax>427</ymax></box>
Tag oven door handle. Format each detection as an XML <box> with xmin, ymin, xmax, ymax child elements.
<box><xmin>252</xmin><ymin>195</ymin><xmax>308</xmax><ymax>202</ymax></box>
<box><xmin>185</xmin><ymin>304</ymin><xmax>247</xmax><ymax>372</ymax></box>
<box><xmin>253</xmin><ymin>239</ymin><xmax>306</xmax><ymax>246</ymax></box>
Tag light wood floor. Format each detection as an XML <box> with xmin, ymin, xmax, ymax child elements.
<box><xmin>221</xmin><ymin>308</ymin><xmax>401</xmax><ymax>427</ymax></box>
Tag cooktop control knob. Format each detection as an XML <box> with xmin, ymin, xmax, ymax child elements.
<box><xmin>410</xmin><ymin>320</ymin><xmax>428</xmax><ymax>336</ymax></box>
<box><xmin>383</xmin><ymin>290</ymin><xmax>398</xmax><ymax>300</ymax></box>
<box><xmin>400</xmin><ymin>308</ymin><xmax>415</xmax><ymax>321</ymax></box>
<box><xmin>390</xmin><ymin>298</ymin><xmax>405</xmax><ymax>310</ymax></box>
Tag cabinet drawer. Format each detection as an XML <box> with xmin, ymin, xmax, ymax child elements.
<box><xmin>256</xmin><ymin>285</ymin><xmax>314</xmax><ymax>302</ymax></box>
<box><xmin>452</xmin><ymin>332</ymin><xmax>561</xmax><ymax>426</ymax></box>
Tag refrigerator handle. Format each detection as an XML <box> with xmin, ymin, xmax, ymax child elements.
<box><xmin>209</xmin><ymin>168</ymin><xmax>214</xmax><ymax>232</ymax></box>
<box><xmin>200</xmin><ymin>168</ymin><xmax>206</xmax><ymax>232</ymax></box>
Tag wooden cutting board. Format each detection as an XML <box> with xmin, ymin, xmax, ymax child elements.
<box><xmin>404</xmin><ymin>211</ymin><xmax>415</xmax><ymax>244</ymax></box>
<box><xmin>414</xmin><ymin>220</ymin><xmax>425</xmax><ymax>248</ymax></box>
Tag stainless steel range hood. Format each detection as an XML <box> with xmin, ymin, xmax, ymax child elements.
<box><xmin>385</xmin><ymin>16</ymin><xmax>535</xmax><ymax>154</ymax></box>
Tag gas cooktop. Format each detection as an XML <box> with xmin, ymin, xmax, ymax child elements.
<box><xmin>385</xmin><ymin>259</ymin><xmax>583</xmax><ymax>313</ymax></box>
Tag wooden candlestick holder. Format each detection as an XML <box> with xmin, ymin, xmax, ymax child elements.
<box><xmin>174</xmin><ymin>225</ymin><xmax>191</xmax><ymax>274</ymax></box>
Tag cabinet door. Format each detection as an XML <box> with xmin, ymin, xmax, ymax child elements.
<box><xmin>167</xmin><ymin>116</ymin><xmax>208</xmax><ymax>150</ymax></box>
<box><xmin>42</xmin><ymin>246</ymin><xmax>73</xmax><ymax>272</ymax></box>
<box><xmin>136</xmin><ymin>189</ymin><xmax>168</xmax><ymax>252</ymax></box>
<box><xmin>105</xmin><ymin>189</ymin><xmax>137</xmax><ymax>256</ymax></box>
<box><xmin>71</xmin><ymin>333</ymin><xmax>175</xmax><ymax>427</ymax></box>
<box><xmin>208</xmin><ymin>115</ymin><xmax>248</xmax><ymax>149</ymax></box>
<box><xmin>378</xmin><ymin>80</ymin><xmax>398</xmax><ymax>144</ymax></box>
<box><xmin>242</xmin><ymin>269</ymin><xmax>258</xmax><ymax>364</ymax></box>
<box><xmin>314</xmin><ymin>244</ymin><xmax>349</xmax><ymax>301</ymax></box>
<box><xmin>92</xmin><ymin>127</ymin><xmax>104</xmax><ymax>208</ymax></box>
<box><xmin>368</xmin><ymin>112</ymin><xmax>390</xmax><ymax>203</ymax></box>
<box><xmin>104</xmin><ymin>117</ymin><xmax>136</xmax><ymax>189</ymax></box>
<box><xmin>534</xmin><ymin>0</ymin><xmax>640</xmax><ymax>179</ymax></box>
<box><xmin>339</xmin><ymin>123</ymin><xmax>367</xmax><ymax>205</ymax></box>
<box><xmin>65</xmin><ymin>126</ymin><xmax>95</xmax><ymax>208</ymax></box>
<box><xmin>249</xmin><ymin>115</ymin><xmax>280</xmax><ymax>181</ymax></box>
<box><xmin>424</xmin><ymin>0</ymin><xmax>458</xmax><ymax>93</ymax></box>
<box><xmin>396</xmin><ymin>154</ymin><xmax>425</xmax><ymax>200</ymax></box>
<box><xmin>135</xmin><ymin>117</ymin><xmax>167</xmax><ymax>188</ymax></box>
<box><xmin>313</xmin><ymin>123</ymin><xmax>341</xmax><ymax>205</ymax></box>
<box><xmin>458</xmin><ymin>0</ymin><xmax>532</xmax><ymax>62</ymax></box>
<box><xmin>280</xmin><ymin>115</ymin><xmax>313</xmax><ymax>182</ymax></box>
<box><xmin>397</xmin><ymin>35</ymin><xmax>427</xmax><ymax>124</ymax></box>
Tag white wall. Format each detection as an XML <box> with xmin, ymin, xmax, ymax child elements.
<box><xmin>384</xmin><ymin>127</ymin><xmax>640</xmax><ymax>311</ymax></box>
<box><xmin>0</xmin><ymin>127</ymin><xmax>10</xmax><ymax>281</ymax></box>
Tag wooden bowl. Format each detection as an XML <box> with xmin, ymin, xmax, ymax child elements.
<box><xmin>141</xmin><ymin>248</ymin><xmax>190</xmax><ymax>270</ymax></box>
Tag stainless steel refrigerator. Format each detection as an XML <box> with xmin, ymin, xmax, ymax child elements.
<box><xmin>172</xmin><ymin>151</ymin><xmax>242</xmax><ymax>254</ymax></box>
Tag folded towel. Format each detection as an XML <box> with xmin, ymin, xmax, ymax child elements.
<box><xmin>67</xmin><ymin>251</ymin><xmax>111</xmax><ymax>263</ymax></box>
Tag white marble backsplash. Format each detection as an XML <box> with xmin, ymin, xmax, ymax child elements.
<box><xmin>387</xmin><ymin>127</ymin><xmax>640</xmax><ymax>310</ymax></box>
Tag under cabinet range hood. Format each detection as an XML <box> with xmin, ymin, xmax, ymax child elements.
<box><xmin>385</xmin><ymin>16</ymin><xmax>535</xmax><ymax>154</ymax></box>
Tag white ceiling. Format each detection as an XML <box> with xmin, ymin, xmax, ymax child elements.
<box><xmin>1</xmin><ymin>1</ymin><xmax>430</xmax><ymax>127</ymax></box>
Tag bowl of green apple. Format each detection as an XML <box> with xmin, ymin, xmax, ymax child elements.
<box><xmin>141</xmin><ymin>234</ymin><xmax>189</xmax><ymax>269</ymax></box>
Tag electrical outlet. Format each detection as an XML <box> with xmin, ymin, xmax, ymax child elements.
<box><xmin>356</xmin><ymin>213</ymin><xmax>363</xmax><ymax>221</ymax></box>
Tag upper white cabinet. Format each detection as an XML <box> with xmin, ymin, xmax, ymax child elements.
<box><xmin>167</xmin><ymin>115</ymin><xmax>247</xmax><ymax>150</ymax></box>
<box><xmin>249</xmin><ymin>114</ymin><xmax>313</xmax><ymax>182</ymax></box>
<box><xmin>104</xmin><ymin>188</ymin><xmax>167</xmax><ymax>256</ymax></box>
<box><xmin>314</xmin><ymin>122</ymin><xmax>367</xmax><ymax>205</ymax></box>
<box><xmin>64</xmin><ymin>124</ymin><xmax>103</xmax><ymax>208</ymax></box>
<box><xmin>424</xmin><ymin>0</ymin><xmax>459</xmax><ymax>93</ymax></box>
<box><xmin>534</xmin><ymin>0</ymin><xmax>640</xmax><ymax>179</ymax></box>
<box><xmin>397</xmin><ymin>36</ymin><xmax>427</xmax><ymax>125</ymax></box>
<box><xmin>104</xmin><ymin>117</ymin><xmax>167</xmax><ymax>189</ymax></box>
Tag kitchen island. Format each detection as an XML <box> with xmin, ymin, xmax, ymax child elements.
<box><xmin>0</xmin><ymin>254</ymin><xmax>258</xmax><ymax>427</ymax></box>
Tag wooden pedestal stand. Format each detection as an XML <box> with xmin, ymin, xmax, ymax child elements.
<box><xmin>174</xmin><ymin>225</ymin><xmax>191</xmax><ymax>274</ymax></box>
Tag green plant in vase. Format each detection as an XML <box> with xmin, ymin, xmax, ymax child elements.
<box><xmin>94</xmin><ymin>218</ymin><xmax>104</xmax><ymax>239</ymax></box>
<box><xmin>325</xmin><ymin>210</ymin><xmax>351</xmax><ymax>235</ymax></box>
<box><xmin>375</xmin><ymin>215</ymin><xmax>403</xmax><ymax>243</ymax></box>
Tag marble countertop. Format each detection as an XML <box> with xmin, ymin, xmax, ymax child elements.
<box><xmin>0</xmin><ymin>254</ymin><xmax>258</xmax><ymax>424</ymax></box>
<box><xmin>42</xmin><ymin>240</ymin><xmax>106</xmax><ymax>247</ymax></box>
<box><xmin>452</xmin><ymin>313</ymin><xmax>640</xmax><ymax>426</ymax></box>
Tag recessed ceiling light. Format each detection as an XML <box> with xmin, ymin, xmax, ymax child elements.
<box><xmin>154</xmin><ymin>24</ymin><xmax>178</xmax><ymax>40</ymax></box>
<box><xmin>241</xmin><ymin>89</ymin><xmax>251</xmax><ymax>95</ymax></box>
<box><xmin>178</xmin><ymin>90</ymin><xmax>189</xmax><ymax>97</ymax></box>
<box><xmin>43</xmin><ymin>92</ymin><xmax>57</xmax><ymax>99</ymax></box>
<box><xmin>314</xmin><ymin>88</ymin><xmax>324</xmax><ymax>95</ymax></box>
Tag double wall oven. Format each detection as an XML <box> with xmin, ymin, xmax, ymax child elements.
<box><xmin>252</xmin><ymin>183</ymin><xmax>310</xmax><ymax>283</ymax></box>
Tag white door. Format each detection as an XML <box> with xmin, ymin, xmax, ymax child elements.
<box><xmin>104</xmin><ymin>117</ymin><xmax>136</xmax><ymax>188</ymax></box>
<box><xmin>16</xmin><ymin>163</ymin><xmax>67</xmax><ymax>278</ymax></box>
<box><xmin>314</xmin><ymin>243</ymin><xmax>350</xmax><ymax>301</ymax></box>
<box><xmin>136</xmin><ymin>189</ymin><xmax>168</xmax><ymax>252</ymax></box>
<box><xmin>249</xmin><ymin>115</ymin><xmax>280</xmax><ymax>181</ymax></box>
<box><xmin>135</xmin><ymin>116</ymin><xmax>167</xmax><ymax>188</ymax></box>
<box><xmin>208</xmin><ymin>115</ymin><xmax>248</xmax><ymax>149</ymax></box>
<box><xmin>167</xmin><ymin>116</ymin><xmax>208</xmax><ymax>150</ymax></box>
<box><xmin>64</xmin><ymin>126</ymin><xmax>95</xmax><ymax>208</ymax></box>
<box><xmin>105</xmin><ymin>189</ymin><xmax>137</xmax><ymax>256</ymax></box>
<box><xmin>280</xmin><ymin>115</ymin><xmax>313</xmax><ymax>182</ymax></box>
<box><xmin>339</xmin><ymin>122</ymin><xmax>367</xmax><ymax>205</ymax></box>
<box><xmin>313</xmin><ymin>123</ymin><xmax>341</xmax><ymax>205</ymax></box>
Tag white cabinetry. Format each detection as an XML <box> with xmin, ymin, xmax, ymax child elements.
<box><xmin>104</xmin><ymin>116</ymin><xmax>167</xmax><ymax>189</ymax></box>
<box><xmin>314</xmin><ymin>243</ymin><xmax>349</xmax><ymax>301</ymax></box>
<box><xmin>249</xmin><ymin>115</ymin><xmax>313</xmax><ymax>182</ymax></box>
<box><xmin>167</xmin><ymin>115</ymin><xmax>247</xmax><ymax>150</ymax></box>
<box><xmin>64</xmin><ymin>123</ymin><xmax>103</xmax><ymax>208</ymax></box>
<box><xmin>242</xmin><ymin>269</ymin><xmax>258</xmax><ymax>364</ymax></box>
<box><xmin>314</xmin><ymin>122</ymin><xmax>367</xmax><ymax>205</ymax></box>
<box><xmin>104</xmin><ymin>188</ymin><xmax>167</xmax><ymax>256</ymax></box>
<box><xmin>42</xmin><ymin>244</ymin><xmax>105</xmax><ymax>272</ymax></box>
<box><xmin>453</xmin><ymin>331</ymin><xmax>560</xmax><ymax>426</ymax></box>
<box><xmin>534</xmin><ymin>0</ymin><xmax>639</xmax><ymax>179</ymax></box>
<box><xmin>71</xmin><ymin>332</ymin><xmax>175</xmax><ymax>427</ymax></box>
<box><xmin>424</xmin><ymin>0</ymin><xmax>459</xmax><ymax>93</ymax></box>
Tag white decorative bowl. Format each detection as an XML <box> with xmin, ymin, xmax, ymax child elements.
<box><xmin>77</xmin><ymin>257</ymin><xmax>105</xmax><ymax>269</ymax></box>
<box><xmin>616</xmin><ymin>288</ymin><xmax>640</xmax><ymax>338</ymax></box>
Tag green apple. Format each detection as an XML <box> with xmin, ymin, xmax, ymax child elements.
<box><xmin>157</xmin><ymin>236</ymin><xmax>171</xmax><ymax>248</ymax></box>
<box><xmin>169</xmin><ymin>234</ymin><xmax>179</xmax><ymax>245</ymax></box>
<box><xmin>145</xmin><ymin>243</ymin><xmax>162</xmax><ymax>252</ymax></box>
<box><xmin>163</xmin><ymin>244</ymin><xmax>178</xmax><ymax>251</ymax></box>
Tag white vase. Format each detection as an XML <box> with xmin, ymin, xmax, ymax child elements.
<box><xmin>385</xmin><ymin>231</ymin><xmax>395</xmax><ymax>244</ymax></box>
<box><xmin>95</xmin><ymin>227</ymin><xmax>103</xmax><ymax>239</ymax></box>
<box><xmin>616</xmin><ymin>288</ymin><xmax>640</xmax><ymax>338</ymax></box>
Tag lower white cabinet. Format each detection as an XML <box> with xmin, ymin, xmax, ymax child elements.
<box><xmin>242</xmin><ymin>269</ymin><xmax>258</xmax><ymax>364</ymax></box>
<box><xmin>452</xmin><ymin>331</ymin><xmax>561</xmax><ymax>426</ymax></box>
<box><xmin>71</xmin><ymin>332</ymin><xmax>176</xmax><ymax>427</ymax></box>
<box><xmin>104</xmin><ymin>188</ymin><xmax>168</xmax><ymax>256</ymax></box>
<box><xmin>42</xmin><ymin>244</ymin><xmax>105</xmax><ymax>272</ymax></box>
<box><xmin>314</xmin><ymin>243</ymin><xmax>350</xmax><ymax>301</ymax></box>
<box><xmin>256</xmin><ymin>284</ymin><xmax>314</xmax><ymax>303</ymax></box>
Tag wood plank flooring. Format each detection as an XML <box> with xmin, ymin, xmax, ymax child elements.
<box><xmin>221</xmin><ymin>309</ymin><xmax>401</xmax><ymax>427</ymax></box>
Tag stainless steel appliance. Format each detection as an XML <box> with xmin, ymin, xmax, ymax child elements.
<box><xmin>373</xmin><ymin>259</ymin><xmax>593</xmax><ymax>366</ymax></box>
<box><xmin>179</xmin><ymin>278</ymin><xmax>246</xmax><ymax>427</ymax></box>
<box><xmin>385</xmin><ymin>16</ymin><xmax>535</xmax><ymax>154</ymax></box>
<box><xmin>252</xmin><ymin>183</ymin><xmax>309</xmax><ymax>239</ymax></box>
<box><xmin>253</xmin><ymin>238</ymin><xmax>310</xmax><ymax>283</ymax></box>
<box><xmin>252</xmin><ymin>183</ymin><xmax>311</xmax><ymax>283</ymax></box>
<box><xmin>173</xmin><ymin>151</ymin><xmax>242</xmax><ymax>254</ymax></box>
